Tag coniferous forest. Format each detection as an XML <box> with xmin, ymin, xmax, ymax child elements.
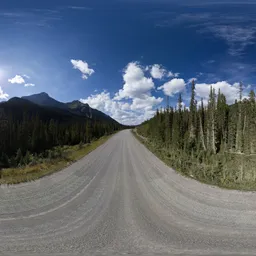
<box><xmin>0</xmin><ymin>96</ymin><xmax>126</xmax><ymax>170</ymax></box>
<box><xmin>136</xmin><ymin>81</ymin><xmax>256</xmax><ymax>189</ymax></box>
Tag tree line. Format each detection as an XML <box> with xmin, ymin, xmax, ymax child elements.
<box><xmin>137</xmin><ymin>81</ymin><xmax>256</xmax><ymax>189</ymax></box>
<box><xmin>0</xmin><ymin>110</ymin><xmax>122</xmax><ymax>168</ymax></box>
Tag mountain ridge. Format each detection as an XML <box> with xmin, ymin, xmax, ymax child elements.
<box><xmin>20</xmin><ymin>92</ymin><xmax>117</xmax><ymax>124</ymax></box>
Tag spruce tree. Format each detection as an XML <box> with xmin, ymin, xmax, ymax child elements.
<box><xmin>188</xmin><ymin>80</ymin><xmax>197</xmax><ymax>149</ymax></box>
<box><xmin>236</xmin><ymin>82</ymin><xmax>243</xmax><ymax>152</ymax></box>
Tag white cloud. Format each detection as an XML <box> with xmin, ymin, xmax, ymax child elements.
<box><xmin>8</xmin><ymin>74</ymin><xmax>35</xmax><ymax>87</ymax></box>
<box><xmin>71</xmin><ymin>59</ymin><xmax>95</xmax><ymax>80</ymax></box>
<box><xmin>150</xmin><ymin>64</ymin><xmax>166</xmax><ymax>79</ymax></box>
<box><xmin>23</xmin><ymin>74</ymin><xmax>30</xmax><ymax>79</ymax></box>
<box><xmin>206</xmin><ymin>25</ymin><xmax>256</xmax><ymax>56</ymax></box>
<box><xmin>188</xmin><ymin>77</ymin><xmax>197</xmax><ymax>83</ymax></box>
<box><xmin>158</xmin><ymin>78</ymin><xmax>186</xmax><ymax>96</ymax></box>
<box><xmin>80</xmin><ymin>90</ymin><xmax>162</xmax><ymax>125</ymax></box>
<box><xmin>130</xmin><ymin>96</ymin><xmax>163</xmax><ymax>111</ymax></box>
<box><xmin>0</xmin><ymin>86</ymin><xmax>8</xmax><ymax>99</ymax></box>
<box><xmin>79</xmin><ymin>61</ymin><xmax>195</xmax><ymax>124</ymax></box>
<box><xmin>246</xmin><ymin>84</ymin><xmax>252</xmax><ymax>90</ymax></box>
<box><xmin>80</xmin><ymin>91</ymin><xmax>110</xmax><ymax>111</ymax></box>
<box><xmin>167</xmin><ymin>71</ymin><xmax>174</xmax><ymax>77</ymax></box>
<box><xmin>68</xmin><ymin>6</ymin><xmax>92</xmax><ymax>10</ymax></box>
<box><xmin>78</xmin><ymin>59</ymin><xmax>252</xmax><ymax>125</ymax></box>
<box><xmin>176</xmin><ymin>101</ymin><xmax>186</xmax><ymax>109</ymax></box>
<box><xmin>167</xmin><ymin>71</ymin><xmax>180</xmax><ymax>78</ymax></box>
<box><xmin>121</xmin><ymin>102</ymin><xmax>130</xmax><ymax>110</ymax></box>
<box><xmin>8</xmin><ymin>75</ymin><xmax>25</xmax><ymax>84</ymax></box>
<box><xmin>114</xmin><ymin>62</ymin><xmax>154</xmax><ymax>100</ymax></box>
<box><xmin>80</xmin><ymin>91</ymin><xmax>131</xmax><ymax>124</ymax></box>
<box><xmin>146</xmin><ymin>64</ymin><xmax>179</xmax><ymax>80</ymax></box>
<box><xmin>233</xmin><ymin>82</ymin><xmax>240</xmax><ymax>89</ymax></box>
<box><xmin>195</xmin><ymin>81</ymin><xmax>240</xmax><ymax>104</ymax></box>
<box><xmin>197</xmin><ymin>99</ymin><xmax>208</xmax><ymax>108</ymax></box>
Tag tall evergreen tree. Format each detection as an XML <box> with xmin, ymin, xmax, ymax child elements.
<box><xmin>188</xmin><ymin>80</ymin><xmax>197</xmax><ymax>149</ymax></box>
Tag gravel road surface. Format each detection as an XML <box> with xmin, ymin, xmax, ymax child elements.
<box><xmin>1</xmin><ymin>130</ymin><xmax>256</xmax><ymax>255</ymax></box>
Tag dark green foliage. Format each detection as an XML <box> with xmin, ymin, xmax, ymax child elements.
<box><xmin>0</xmin><ymin>153</ymin><xmax>9</xmax><ymax>168</ymax></box>
<box><xmin>15</xmin><ymin>148</ymin><xmax>23</xmax><ymax>166</ymax></box>
<box><xmin>137</xmin><ymin>84</ymin><xmax>256</xmax><ymax>189</ymax></box>
<box><xmin>79</xmin><ymin>141</ymin><xmax>84</xmax><ymax>149</ymax></box>
<box><xmin>22</xmin><ymin>92</ymin><xmax>117</xmax><ymax>123</ymax></box>
<box><xmin>23</xmin><ymin>151</ymin><xmax>31</xmax><ymax>165</ymax></box>
<box><xmin>22</xmin><ymin>92</ymin><xmax>68</xmax><ymax>110</ymax></box>
<box><xmin>0</xmin><ymin>96</ymin><xmax>127</xmax><ymax>168</ymax></box>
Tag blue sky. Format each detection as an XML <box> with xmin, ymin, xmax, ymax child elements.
<box><xmin>0</xmin><ymin>0</ymin><xmax>256</xmax><ymax>124</ymax></box>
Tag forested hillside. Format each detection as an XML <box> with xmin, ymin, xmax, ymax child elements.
<box><xmin>0</xmin><ymin>96</ymin><xmax>125</xmax><ymax>169</ymax></box>
<box><xmin>22</xmin><ymin>92</ymin><xmax>117</xmax><ymax>123</ymax></box>
<box><xmin>136</xmin><ymin>81</ymin><xmax>256</xmax><ymax>189</ymax></box>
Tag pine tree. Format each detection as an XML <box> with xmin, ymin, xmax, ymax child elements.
<box><xmin>136</xmin><ymin>83</ymin><xmax>256</xmax><ymax>187</ymax></box>
<box><xmin>177</xmin><ymin>93</ymin><xmax>184</xmax><ymax>149</ymax></box>
<box><xmin>207</xmin><ymin>87</ymin><xmax>217</xmax><ymax>154</ymax></box>
<box><xmin>248</xmin><ymin>90</ymin><xmax>256</xmax><ymax>153</ymax></box>
<box><xmin>165</xmin><ymin>106</ymin><xmax>171</xmax><ymax>149</ymax></box>
<box><xmin>236</xmin><ymin>82</ymin><xmax>243</xmax><ymax>152</ymax></box>
<box><xmin>188</xmin><ymin>80</ymin><xmax>197</xmax><ymax>149</ymax></box>
<box><xmin>23</xmin><ymin>150</ymin><xmax>31</xmax><ymax>165</ymax></box>
<box><xmin>216</xmin><ymin>90</ymin><xmax>228</xmax><ymax>152</ymax></box>
<box><xmin>199</xmin><ymin>98</ymin><xmax>206</xmax><ymax>151</ymax></box>
<box><xmin>15</xmin><ymin>148</ymin><xmax>23</xmax><ymax>166</ymax></box>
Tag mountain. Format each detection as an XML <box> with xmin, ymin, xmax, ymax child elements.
<box><xmin>22</xmin><ymin>92</ymin><xmax>68</xmax><ymax>110</ymax></box>
<box><xmin>22</xmin><ymin>92</ymin><xmax>116</xmax><ymax>123</ymax></box>
<box><xmin>0</xmin><ymin>96</ymin><xmax>126</xmax><ymax>162</ymax></box>
<box><xmin>0</xmin><ymin>97</ymin><xmax>85</xmax><ymax>123</ymax></box>
<box><xmin>66</xmin><ymin>100</ymin><xmax>115</xmax><ymax>122</ymax></box>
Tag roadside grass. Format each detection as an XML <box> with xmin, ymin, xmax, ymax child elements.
<box><xmin>132</xmin><ymin>130</ymin><xmax>256</xmax><ymax>191</ymax></box>
<box><xmin>0</xmin><ymin>134</ymin><xmax>113</xmax><ymax>185</ymax></box>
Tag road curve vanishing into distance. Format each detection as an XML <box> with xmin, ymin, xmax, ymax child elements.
<box><xmin>1</xmin><ymin>130</ymin><xmax>256</xmax><ymax>256</ymax></box>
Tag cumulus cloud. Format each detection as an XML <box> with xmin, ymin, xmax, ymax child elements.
<box><xmin>114</xmin><ymin>62</ymin><xmax>154</xmax><ymax>100</ymax></box>
<box><xmin>80</xmin><ymin>91</ymin><xmax>130</xmax><ymax>124</ymax></box>
<box><xmin>80</xmin><ymin>90</ymin><xmax>162</xmax><ymax>125</ymax></box>
<box><xmin>0</xmin><ymin>86</ymin><xmax>8</xmax><ymax>99</ymax></box>
<box><xmin>8</xmin><ymin>75</ymin><xmax>25</xmax><ymax>84</ymax></box>
<box><xmin>130</xmin><ymin>96</ymin><xmax>163</xmax><ymax>111</ymax></box>
<box><xmin>79</xmin><ymin>59</ymin><xmax>250</xmax><ymax>125</ymax></box>
<box><xmin>80</xmin><ymin>62</ymin><xmax>163</xmax><ymax>125</ymax></box>
<box><xmin>80</xmin><ymin>91</ymin><xmax>110</xmax><ymax>112</ymax></box>
<box><xmin>146</xmin><ymin>64</ymin><xmax>179</xmax><ymax>80</ymax></box>
<box><xmin>150</xmin><ymin>64</ymin><xmax>166</xmax><ymax>79</ymax></box>
<box><xmin>158</xmin><ymin>78</ymin><xmax>186</xmax><ymax>96</ymax></box>
<box><xmin>8</xmin><ymin>74</ymin><xmax>35</xmax><ymax>87</ymax></box>
<box><xmin>80</xmin><ymin>62</ymin><xmax>190</xmax><ymax>124</ymax></box>
<box><xmin>71</xmin><ymin>59</ymin><xmax>95</xmax><ymax>80</ymax></box>
<box><xmin>195</xmin><ymin>81</ymin><xmax>240</xmax><ymax>104</ymax></box>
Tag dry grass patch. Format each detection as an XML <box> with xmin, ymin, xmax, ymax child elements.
<box><xmin>0</xmin><ymin>134</ymin><xmax>113</xmax><ymax>185</ymax></box>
